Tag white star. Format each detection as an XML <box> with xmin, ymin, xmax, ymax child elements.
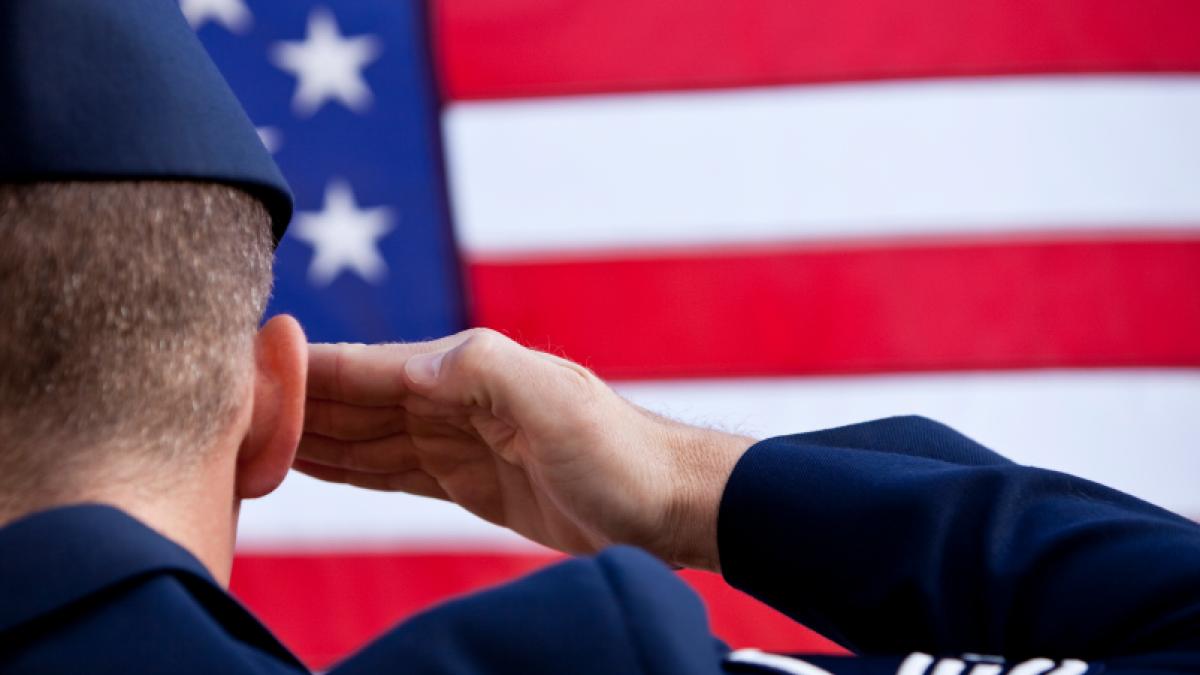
<box><xmin>179</xmin><ymin>0</ymin><xmax>252</xmax><ymax>33</ymax></box>
<box><xmin>270</xmin><ymin>8</ymin><xmax>382</xmax><ymax>116</ymax></box>
<box><xmin>293</xmin><ymin>180</ymin><xmax>393</xmax><ymax>286</ymax></box>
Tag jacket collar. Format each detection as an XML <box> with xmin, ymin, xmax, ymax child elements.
<box><xmin>0</xmin><ymin>504</ymin><xmax>304</xmax><ymax>668</ymax></box>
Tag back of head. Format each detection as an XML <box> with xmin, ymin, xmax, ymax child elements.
<box><xmin>0</xmin><ymin>0</ymin><xmax>297</xmax><ymax>508</ymax></box>
<box><xmin>0</xmin><ymin>0</ymin><xmax>297</xmax><ymax>510</ymax></box>
<box><xmin>0</xmin><ymin>181</ymin><xmax>273</xmax><ymax>500</ymax></box>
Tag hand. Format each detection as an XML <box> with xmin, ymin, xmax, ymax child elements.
<box><xmin>295</xmin><ymin>329</ymin><xmax>754</xmax><ymax>571</ymax></box>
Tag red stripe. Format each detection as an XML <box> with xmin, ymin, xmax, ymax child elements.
<box><xmin>231</xmin><ymin>552</ymin><xmax>843</xmax><ymax>669</ymax></box>
<box><xmin>434</xmin><ymin>0</ymin><xmax>1200</xmax><ymax>100</ymax></box>
<box><xmin>465</xmin><ymin>236</ymin><xmax>1200</xmax><ymax>379</ymax></box>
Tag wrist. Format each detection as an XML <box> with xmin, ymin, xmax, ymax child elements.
<box><xmin>658</xmin><ymin>419</ymin><xmax>754</xmax><ymax>572</ymax></box>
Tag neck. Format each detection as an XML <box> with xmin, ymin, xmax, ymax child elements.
<box><xmin>0</xmin><ymin>451</ymin><xmax>242</xmax><ymax>587</ymax></box>
<box><xmin>105</xmin><ymin>464</ymin><xmax>242</xmax><ymax>586</ymax></box>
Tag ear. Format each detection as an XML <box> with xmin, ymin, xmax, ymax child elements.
<box><xmin>236</xmin><ymin>314</ymin><xmax>307</xmax><ymax>500</ymax></box>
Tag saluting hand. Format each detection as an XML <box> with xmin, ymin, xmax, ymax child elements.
<box><xmin>296</xmin><ymin>328</ymin><xmax>753</xmax><ymax>571</ymax></box>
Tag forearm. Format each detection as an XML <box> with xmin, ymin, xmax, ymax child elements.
<box><xmin>713</xmin><ymin>417</ymin><xmax>1200</xmax><ymax>657</ymax></box>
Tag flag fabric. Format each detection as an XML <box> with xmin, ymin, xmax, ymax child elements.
<box><xmin>185</xmin><ymin>0</ymin><xmax>1200</xmax><ymax>668</ymax></box>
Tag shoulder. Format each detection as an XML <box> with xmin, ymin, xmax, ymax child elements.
<box><xmin>332</xmin><ymin>546</ymin><xmax>726</xmax><ymax>675</ymax></box>
<box><xmin>0</xmin><ymin>505</ymin><xmax>304</xmax><ymax>674</ymax></box>
<box><xmin>0</xmin><ymin>573</ymin><xmax>301</xmax><ymax>675</ymax></box>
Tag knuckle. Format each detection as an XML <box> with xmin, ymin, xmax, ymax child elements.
<box><xmin>538</xmin><ymin>351</ymin><xmax>601</xmax><ymax>397</ymax></box>
<box><xmin>555</xmin><ymin>363</ymin><xmax>609</xmax><ymax>426</ymax></box>
<box><xmin>559</xmin><ymin>361</ymin><xmax>600</xmax><ymax>399</ymax></box>
<box><xmin>456</xmin><ymin>329</ymin><xmax>509</xmax><ymax>374</ymax></box>
<box><xmin>462</xmin><ymin>326</ymin><xmax>505</xmax><ymax>345</ymax></box>
<box><xmin>462</xmin><ymin>326</ymin><xmax>497</xmax><ymax>339</ymax></box>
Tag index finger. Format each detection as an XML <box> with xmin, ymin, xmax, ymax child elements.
<box><xmin>307</xmin><ymin>333</ymin><xmax>472</xmax><ymax>405</ymax></box>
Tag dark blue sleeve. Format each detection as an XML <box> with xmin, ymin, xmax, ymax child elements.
<box><xmin>717</xmin><ymin>416</ymin><xmax>1200</xmax><ymax>661</ymax></box>
<box><xmin>330</xmin><ymin>546</ymin><xmax>727</xmax><ymax>675</ymax></box>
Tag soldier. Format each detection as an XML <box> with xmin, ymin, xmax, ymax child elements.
<box><xmin>1</xmin><ymin>1</ymin><xmax>1198</xmax><ymax>674</ymax></box>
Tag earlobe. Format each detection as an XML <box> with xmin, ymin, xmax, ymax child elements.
<box><xmin>236</xmin><ymin>314</ymin><xmax>307</xmax><ymax>500</ymax></box>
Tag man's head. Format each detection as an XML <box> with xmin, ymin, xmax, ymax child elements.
<box><xmin>0</xmin><ymin>0</ymin><xmax>305</xmax><ymax>583</ymax></box>
<box><xmin>0</xmin><ymin>181</ymin><xmax>306</xmax><ymax>513</ymax></box>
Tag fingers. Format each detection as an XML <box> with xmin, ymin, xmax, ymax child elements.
<box><xmin>292</xmin><ymin>459</ymin><xmax>449</xmax><ymax>500</ymax></box>
<box><xmin>307</xmin><ymin>333</ymin><xmax>472</xmax><ymax>405</ymax></box>
<box><xmin>296</xmin><ymin>433</ymin><xmax>422</xmax><ymax>474</ymax></box>
<box><xmin>304</xmin><ymin>398</ymin><xmax>409</xmax><ymax>441</ymax></box>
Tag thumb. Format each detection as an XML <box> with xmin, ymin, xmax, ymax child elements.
<box><xmin>402</xmin><ymin>329</ymin><xmax>529</xmax><ymax>411</ymax></box>
<box><xmin>402</xmin><ymin>329</ymin><xmax>594</xmax><ymax>426</ymax></box>
<box><xmin>404</xmin><ymin>349</ymin><xmax>448</xmax><ymax>387</ymax></box>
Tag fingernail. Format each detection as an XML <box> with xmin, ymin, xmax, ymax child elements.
<box><xmin>405</xmin><ymin>350</ymin><xmax>446</xmax><ymax>386</ymax></box>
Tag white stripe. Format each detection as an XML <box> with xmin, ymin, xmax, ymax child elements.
<box><xmin>897</xmin><ymin>653</ymin><xmax>936</xmax><ymax>675</ymax></box>
<box><xmin>617</xmin><ymin>369</ymin><xmax>1200</xmax><ymax>518</ymax></box>
<box><xmin>961</xmin><ymin>654</ymin><xmax>1003</xmax><ymax>675</ymax></box>
<box><xmin>238</xmin><ymin>369</ymin><xmax>1198</xmax><ymax>548</ymax></box>
<box><xmin>444</xmin><ymin>76</ymin><xmax>1200</xmax><ymax>254</ymax></box>
<box><xmin>1045</xmin><ymin>660</ymin><xmax>1089</xmax><ymax>675</ymax></box>
<box><xmin>725</xmin><ymin>649</ymin><xmax>835</xmax><ymax>675</ymax></box>
<box><xmin>930</xmin><ymin>659</ymin><xmax>967</xmax><ymax>675</ymax></box>
<box><xmin>238</xmin><ymin>476</ymin><xmax>539</xmax><ymax>551</ymax></box>
<box><xmin>1008</xmin><ymin>659</ymin><xmax>1056</xmax><ymax>675</ymax></box>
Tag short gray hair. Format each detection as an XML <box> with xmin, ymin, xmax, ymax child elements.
<box><xmin>0</xmin><ymin>181</ymin><xmax>274</xmax><ymax>493</ymax></box>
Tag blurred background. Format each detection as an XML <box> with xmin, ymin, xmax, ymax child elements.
<box><xmin>184</xmin><ymin>0</ymin><xmax>1200</xmax><ymax>668</ymax></box>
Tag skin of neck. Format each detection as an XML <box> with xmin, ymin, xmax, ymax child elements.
<box><xmin>0</xmin><ymin>315</ymin><xmax>307</xmax><ymax>588</ymax></box>
<box><xmin>0</xmin><ymin>389</ymin><xmax>255</xmax><ymax>588</ymax></box>
<box><xmin>106</xmin><ymin>396</ymin><xmax>254</xmax><ymax>587</ymax></box>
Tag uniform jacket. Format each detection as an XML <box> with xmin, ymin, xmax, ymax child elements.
<box><xmin>0</xmin><ymin>416</ymin><xmax>1197</xmax><ymax>674</ymax></box>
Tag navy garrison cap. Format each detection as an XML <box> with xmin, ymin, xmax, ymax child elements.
<box><xmin>0</xmin><ymin>0</ymin><xmax>293</xmax><ymax>241</ymax></box>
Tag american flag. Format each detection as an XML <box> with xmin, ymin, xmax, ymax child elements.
<box><xmin>184</xmin><ymin>0</ymin><xmax>1200</xmax><ymax>668</ymax></box>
